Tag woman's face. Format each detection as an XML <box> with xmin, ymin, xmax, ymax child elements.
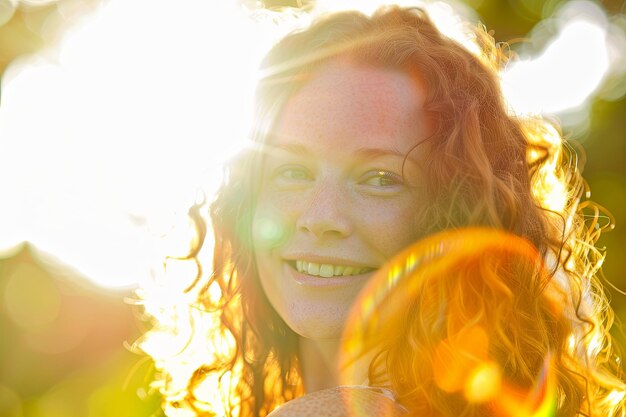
<box><xmin>252</xmin><ymin>60</ymin><xmax>432</xmax><ymax>340</ymax></box>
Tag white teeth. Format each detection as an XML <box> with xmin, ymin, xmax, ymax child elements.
<box><xmin>307</xmin><ymin>262</ymin><xmax>320</xmax><ymax>275</ymax></box>
<box><xmin>293</xmin><ymin>261</ymin><xmax>372</xmax><ymax>277</ymax></box>
<box><xmin>319</xmin><ymin>264</ymin><xmax>334</xmax><ymax>278</ymax></box>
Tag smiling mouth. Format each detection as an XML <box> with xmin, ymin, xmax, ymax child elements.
<box><xmin>287</xmin><ymin>260</ymin><xmax>376</xmax><ymax>278</ymax></box>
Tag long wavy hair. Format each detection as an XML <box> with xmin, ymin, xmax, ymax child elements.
<box><xmin>139</xmin><ymin>6</ymin><xmax>625</xmax><ymax>417</ymax></box>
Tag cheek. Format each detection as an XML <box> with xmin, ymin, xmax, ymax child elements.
<box><xmin>358</xmin><ymin>196</ymin><xmax>422</xmax><ymax>255</ymax></box>
<box><xmin>251</xmin><ymin>197</ymin><xmax>295</xmax><ymax>316</ymax></box>
<box><xmin>255</xmin><ymin>253</ymin><xmax>279</xmax><ymax>305</ymax></box>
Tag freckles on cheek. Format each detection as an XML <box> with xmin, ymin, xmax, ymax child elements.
<box><xmin>363</xmin><ymin>201</ymin><xmax>423</xmax><ymax>255</ymax></box>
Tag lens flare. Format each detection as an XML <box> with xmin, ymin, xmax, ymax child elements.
<box><xmin>340</xmin><ymin>228</ymin><xmax>561</xmax><ymax>417</ymax></box>
<box><xmin>433</xmin><ymin>325</ymin><xmax>490</xmax><ymax>393</ymax></box>
<box><xmin>495</xmin><ymin>357</ymin><xmax>557</xmax><ymax>417</ymax></box>
<box><xmin>253</xmin><ymin>215</ymin><xmax>289</xmax><ymax>248</ymax></box>
<box><xmin>464</xmin><ymin>361</ymin><xmax>502</xmax><ymax>403</ymax></box>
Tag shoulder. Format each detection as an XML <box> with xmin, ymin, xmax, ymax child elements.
<box><xmin>267</xmin><ymin>386</ymin><xmax>407</xmax><ymax>417</ymax></box>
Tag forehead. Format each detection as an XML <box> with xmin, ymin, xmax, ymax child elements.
<box><xmin>271</xmin><ymin>60</ymin><xmax>431</xmax><ymax>155</ymax></box>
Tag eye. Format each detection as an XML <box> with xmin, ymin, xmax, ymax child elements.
<box><xmin>361</xmin><ymin>170</ymin><xmax>404</xmax><ymax>187</ymax></box>
<box><xmin>272</xmin><ymin>165</ymin><xmax>313</xmax><ymax>185</ymax></box>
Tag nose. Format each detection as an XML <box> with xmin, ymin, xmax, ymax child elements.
<box><xmin>296</xmin><ymin>180</ymin><xmax>354</xmax><ymax>239</ymax></box>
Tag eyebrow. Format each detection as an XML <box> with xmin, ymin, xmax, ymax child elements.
<box><xmin>264</xmin><ymin>142</ymin><xmax>310</xmax><ymax>157</ymax></box>
<box><xmin>264</xmin><ymin>142</ymin><xmax>409</xmax><ymax>160</ymax></box>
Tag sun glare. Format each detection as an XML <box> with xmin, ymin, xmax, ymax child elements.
<box><xmin>0</xmin><ymin>0</ymin><xmax>288</xmax><ymax>288</ymax></box>
<box><xmin>501</xmin><ymin>0</ymin><xmax>622</xmax><ymax>117</ymax></box>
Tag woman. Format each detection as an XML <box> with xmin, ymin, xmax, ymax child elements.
<box><xmin>140</xmin><ymin>5</ymin><xmax>625</xmax><ymax>417</ymax></box>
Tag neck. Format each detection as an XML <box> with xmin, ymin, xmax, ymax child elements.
<box><xmin>298</xmin><ymin>336</ymin><xmax>375</xmax><ymax>393</ymax></box>
<box><xmin>299</xmin><ymin>337</ymin><xmax>341</xmax><ymax>392</ymax></box>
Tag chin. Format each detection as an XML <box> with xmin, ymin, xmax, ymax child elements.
<box><xmin>282</xmin><ymin>303</ymin><xmax>349</xmax><ymax>340</ymax></box>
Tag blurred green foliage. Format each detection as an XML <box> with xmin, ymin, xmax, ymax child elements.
<box><xmin>0</xmin><ymin>248</ymin><xmax>162</xmax><ymax>417</ymax></box>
